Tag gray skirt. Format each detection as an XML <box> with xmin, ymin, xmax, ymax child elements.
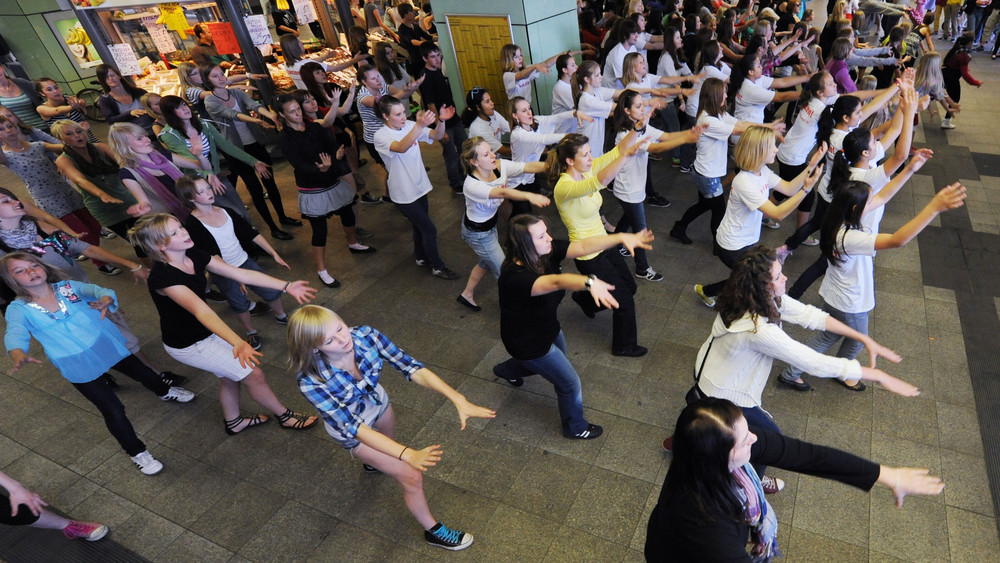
<box><xmin>298</xmin><ymin>180</ymin><xmax>356</xmax><ymax>217</ymax></box>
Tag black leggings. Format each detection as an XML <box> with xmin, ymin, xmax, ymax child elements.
<box><xmin>702</xmin><ymin>243</ymin><xmax>754</xmax><ymax>297</ymax></box>
<box><xmin>227</xmin><ymin>142</ymin><xmax>286</xmax><ymax>229</ymax></box>
<box><xmin>788</xmin><ymin>254</ymin><xmax>829</xmax><ymax>299</ymax></box>
<box><xmin>305</xmin><ymin>203</ymin><xmax>357</xmax><ymax>247</ymax></box>
<box><xmin>943</xmin><ymin>67</ymin><xmax>962</xmax><ymax>119</ymax></box>
<box><xmin>783</xmin><ymin>196</ymin><xmax>830</xmax><ymax>251</ymax></box>
<box><xmin>72</xmin><ymin>354</ymin><xmax>170</xmax><ymax>457</ymax></box>
<box><xmin>0</xmin><ymin>493</ymin><xmax>40</xmax><ymax>526</ymax></box>
<box><xmin>675</xmin><ymin>192</ymin><xmax>726</xmax><ymax>238</ymax></box>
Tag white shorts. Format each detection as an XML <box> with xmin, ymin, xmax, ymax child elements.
<box><xmin>163</xmin><ymin>333</ymin><xmax>253</xmax><ymax>382</ymax></box>
<box><xmin>326</xmin><ymin>383</ymin><xmax>390</xmax><ymax>451</ymax></box>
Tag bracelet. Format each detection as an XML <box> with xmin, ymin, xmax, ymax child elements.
<box><xmin>129</xmin><ymin>264</ymin><xmax>143</xmax><ymax>272</ymax></box>
<box><xmin>399</xmin><ymin>446</ymin><xmax>408</xmax><ymax>460</ymax></box>
<box><xmin>282</xmin><ymin>281</ymin><xmax>290</xmax><ymax>293</ymax></box>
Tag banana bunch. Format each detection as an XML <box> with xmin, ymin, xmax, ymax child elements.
<box><xmin>65</xmin><ymin>27</ymin><xmax>92</xmax><ymax>47</ymax></box>
<box><xmin>71</xmin><ymin>0</ymin><xmax>106</xmax><ymax>7</ymax></box>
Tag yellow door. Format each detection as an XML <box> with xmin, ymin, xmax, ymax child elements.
<box><xmin>446</xmin><ymin>15</ymin><xmax>514</xmax><ymax>119</ymax></box>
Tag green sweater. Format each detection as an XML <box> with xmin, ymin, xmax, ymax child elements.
<box><xmin>157</xmin><ymin>121</ymin><xmax>258</xmax><ymax>178</ymax></box>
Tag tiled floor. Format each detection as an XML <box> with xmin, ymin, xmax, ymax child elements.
<box><xmin>3</xmin><ymin>34</ymin><xmax>1000</xmax><ymax>563</ymax></box>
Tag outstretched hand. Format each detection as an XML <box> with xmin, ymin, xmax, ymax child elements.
<box><xmin>285</xmin><ymin>281</ymin><xmax>317</xmax><ymax>304</ymax></box>
<box><xmin>930</xmin><ymin>182</ymin><xmax>967</xmax><ymax>213</ymax></box>
<box><xmin>402</xmin><ymin>444</ymin><xmax>443</xmax><ymax>472</ymax></box>
<box><xmin>882</xmin><ymin>467</ymin><xmax>945</xmax><ymax>508</ymax></box>
<box><xmin>621</xmin><ymin>229</ymin><xmax>654</xmax><ymax>256</ymax></box>
<box><xmin>864</xmin><ymin>338</ymin><xmax>901</xmax><ymax>368</ymax></box>
<box><xmin>453</xmin><ymin>397</ymin><xmax>496</xmax><ymax>430</ymax></box>
<box><xmin>233</xmin><ymin>340</ymin><xmax>263</xmax><ymax>368</ymax></box>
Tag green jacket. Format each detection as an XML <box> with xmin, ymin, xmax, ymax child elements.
<box><xmin>157</xmin><ymin>121</ymin><xmax>257</xmax><ymax>178</ymax></box>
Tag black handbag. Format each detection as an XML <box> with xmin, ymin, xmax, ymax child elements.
<box><xmin>685</xmin><ymin>337</ymin><xmax>714</xmax><ymax>404</ymax></box>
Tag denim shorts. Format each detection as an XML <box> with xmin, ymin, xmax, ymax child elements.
<box><xmin>693</xmin><ymin>171</ymin><xmax>724</xmax><ymax>198</ymax></box>
<box><xmin>460</xmin><ymin>223</ymin><xmax>504</xmax><ymax>278</ymax></box>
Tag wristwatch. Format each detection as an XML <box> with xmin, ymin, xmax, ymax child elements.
<box><xmin>585</xmin><ymin>274</ymin><xmax>595</xmax><ymax>290</ymax></box>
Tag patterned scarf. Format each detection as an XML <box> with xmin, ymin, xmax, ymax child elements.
<box><xmin>733</xmin><ymin>464</ymin><xmax>781</xmax><ymax>562</ymax></box>
<box><xmin>0</xmin><ymin>219</ymin><xmax>76</xmax><ymax>264</ymax></box>
<box><xmin>131</xmin><ymin>151</ymin><xmax>189</xmax><ymax>221</ymax></box>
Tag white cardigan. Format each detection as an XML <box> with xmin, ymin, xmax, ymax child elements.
<box><xmin>696</xmin><ymin>296</ymin><xmax>863</xmax><ymax>408</ymax></box>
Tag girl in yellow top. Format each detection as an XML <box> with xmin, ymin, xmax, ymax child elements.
<box><xmin>546</xmin><ymin>116</ymin><xmax>650</xmax><ymax>357</ymax></box>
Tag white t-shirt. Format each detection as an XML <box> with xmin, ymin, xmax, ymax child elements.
<box><xmin>685</xmin><ymin>64</ymin><xmax>731</xmax><ymax>118</ymax></box>
<box><xmin>777</xmin><ymin>95</ymin><xmax>837</xmax><ymax>166</ymax></box>
<box><xmin>508</xmin><ymin>112</ymin><xmax>572</xmax><ymax>188</ymax></box>
<box><xmin>468</xmin><ymin>113</ymin><xmax>511</xmax><ymax>152</ymax></box>
<box><xmin>734</xmin><ymin>76</ymin><xmax>775</xmax><ymax>127</ymax></box>
<box><xmin>851</xmin><ymin>162</ymin><xmax>890</xmax><ymax>233</ymax></box>
<box><xmin>695</xmin><ymin>112</ymin><xmax>738</xmax><ymax>178</ymax></box>
<box><xmin>819</xmin><ymin>227</ymin><xmax>877</xmax><ymax>313</ymax></box>
<box><xmin>715</xmin><ymin>166</ymin><xmax>782</xmax><ymax>250</ymax></box>
<box><xmin>602</xmin><ymin>43</ymin><xmax>637</xmax><ymax>88</ymax></box>
<box><xmin>551</xmin><ymin>80</ymin><xmax>578</xmax><ymax>133</ymax></box>
<box><xmin>625</xmin><ymin>74</ymin><xmax>663</xmax><ymax>100</ymax></box>
<box><xmin>462</xmin><ymin>159</ymin><xmax>527</xmax><ymax>223</ymax></box>
<box><xmin>654</xmin><ymin>54</ymin><xmax>691</xmax><ymax>103</ymax></box>
<box><xmin>817</xmin><ymin>128</ymin><xmax>849</xmax><ymax>202</ymax></box>
<box><xmin>612</xmin><ymin>124</ymin><xmax>664</xmax><ymax>203</ymax></box>
<box><xmin>504</xmin><ymin>69</ymin><xmax>539</xmax><ymax>102</ymax></box>
<box><xmin>201</xmin><ymin>212</ymin><xmax>249</xmax><ymax>267</ymax></box>
<box><xmin>578</xmin><ymin>88</ymin><xmax>616</xmax><ymax>158</ymax></box>
<box><xmin>373</xmin><ymin>121</ymin><xmax>435</xmax><ymax>204</ymax></box>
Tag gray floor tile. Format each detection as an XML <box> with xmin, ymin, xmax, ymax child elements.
<box><xmin>792</xmin><ymin>474</ymin><xmax>871</xmax><ymax>548</ymax></box>
<box><xmin>786</xmin><ymin>525</ymin><xmax>869</xmax><ymax>562</ymax></box>
<box><xmin>188</xmin><ymin>480</ymin><xmax>286</xmax><ymax>552</ymax></box>
<box><xmin>500</xmin><ymin>449</ymin><xmax>589</xmax><ymax>521</ymax></box>
<box><xmin>563</xmin><ymin>466</ymin><xmax>653</xmax><ymax>545</ymax></box>
<box><xmin>947</xmin><ymin>505</ymin><xmax>1000</xmax><ymax>563</ymax></box>
<box><xmin>868</xmin><ymin>489</ymin><xmax>950</xmax><ymax>562</ymax></box>
<box><xmin>110</xmin><ymin>505</ymin><xmax>187</xmax><ymax>560</ymax></box>
<box><xmin>236</xmin><ymin>500</ymin><xmax>338</xmax><ymax>562</ymax></box>
<box><xmin>542</xmin><ymin>525</ymin><xmax>630</xmax><ymax>562</ymax></box>
<box><xmin>162</xmin><ymin>531</ymin><xmax>235</xmax><ymax>563</ymax></box>
<box><xmin>941</xmin><ymin>450</ymin><xmax>995</xmax><ymax>517</ymax></box>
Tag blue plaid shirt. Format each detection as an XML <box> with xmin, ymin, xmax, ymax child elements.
<box><xmin>297</xmin><ymin>325</ymin><xmax>423</xmax><ymax>440</ymax></box>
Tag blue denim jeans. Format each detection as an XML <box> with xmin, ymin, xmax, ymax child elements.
<box><xmin>780</xmin><ymin>303</ymin><xmax>869</xmax><ymax>381</ymax></box>
<box><xmin>493</xmin><ymin>331</ymin><xmax>587</xmax><ymax>436</ymax></box>
<box><xmin>460</xmin><ymin>223</ymin><xmax>504</xmax><ymax>278</ymax></box>
<box><xmin>213</xmin><ymin>256</ymin><xmax>284</xmax><ymax>313</ymax></box>
<box><xmin>614</xmin><ymin>199</ymin><xmax>650</xmax><ymax>271</ymax></box>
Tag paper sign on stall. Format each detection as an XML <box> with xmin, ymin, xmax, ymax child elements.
<box><xmin>292</xmin><ymin>0</ymin><xmax>317</xmax><ymax>25</ymax></box>
<box><xmin>206</xmin><ymin>22</ymin><xmax>240</xmax><ymax>55</ymax></box>
<box><xmin>157</xmin><ymin>3</ymin><xmax>189</xmax><ymax>39</ymax></box>
<box><xmin>108</xmin><ymin>44</ymin><xmax>142</xmax><ymax>75</ymax></box>
<box><xmin>244</xmin><ymin>14</ymin><xmax>272</xmax><ymax>46</ymax></box>
<box><xmin>147</xmin><ymin>24</ymin><xmax>177</xmax><ymax>53</ymax></box>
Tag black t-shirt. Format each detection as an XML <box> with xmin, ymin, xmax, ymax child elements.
<box><xmin>418</xmin><ymin>67</ymin><xmax>460</xmax><ymax>126</ymax></box>
<box><xmin>398</xmin><ymin>23</ymin><xmax>431</xmax><ymax>67</ymax></box>
<box><xmin>498</xmin><ymin>239</ymin><xmax>570</xmax><ymax>360</ymax></box>
<box><xmin>148</xmin><ymin>248</ymin><xmax>213</xmax><ymax>348</ymax></box>
<box><xmin>277</xmin><ymin>121</ymin><xmax>350</xmax><ymax>188</ymax></box>
<box><xmin>272</xmin><ymin>9</ymin><xmax>299</xmax><ymax>35</ymax></box>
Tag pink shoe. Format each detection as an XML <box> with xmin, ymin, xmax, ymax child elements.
<box><xmin>63</xmin><ymin>520</ymin><xmax>109</xmax><ymax>541</ymax></box>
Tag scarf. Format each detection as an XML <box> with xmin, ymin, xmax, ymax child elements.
<box><xmin>131</xmin><ymin>151</ymin><xmax>189</xmax><ymax>221</ymax></box>
<box><xmin>0</xmin><ymin>219</ymin><xmax>75</xmax><ymax>264</ymax></box>
<box><xmin>734</xmin><ymin>464</ymin><xmax>781</xmax><ymax>562</ymax></box>
<box><xmin>63</xmin><ymin>143</ymin><xmax>119</xmax><ymax>177</ymax></box>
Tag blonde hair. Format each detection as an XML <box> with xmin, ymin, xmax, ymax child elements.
<box><xmin>0</xmin><ymin>253</ymin><xmax>69</xmax><ymax>302</ymax></box>
<box><xmin>127</xmin><ymin>213</ymin><xmax>178</xmax><ymax>263</ymax></box>
<box><xmin>286</xmin><ymin>305</ymin><xmax>340</xmax><ymax>375</ymax></box>
<box><xmin>176</xmin><ymin>62</ymin><xmax>201</xmax><ymax>91</ymax></box>
<box><xmin>49</xmin><ymin>118</ymin><xmax>84</xmax><ymax>140</ymax></box>
<box><xmin>461</xmin><ymin>136</ymin><xmax>489</xmax><ymax>175</ymax></box>
<box><xmin>914</xmin><ymin>51</ymin><xmax>944</xmax><ymax>93</ymax></box>
<box><xmin>108</xmin><ymin>122</ymin><xmax>151</xmax><ymax>167</ymax></box>
<box><xmin>830</xmin><ymin>0</ymin><xmax>850</xmax><ymax>25</ymax></box>
<box><xmin>620</xmin><ymin>52</ymin><xmax>645</xmax><ymax>88</ymax></box>
<box><xmin>626</xmin><ymin>0</ymin><xmax>644</xmax><ymax>16</ymax></box>
<box><xmin>732</xmin><ymin>125</ymin><xmax>776</xmax><ymax>171</ymax></box>
<box><xmin>140</xmin><ymin>92</ymin><xmax>162</xmax><ymax>120</ymax></box>
<box><xmin>500</xmin><ymin>44</ymin><xmax>522</xmax><ymax>73</ymax></box>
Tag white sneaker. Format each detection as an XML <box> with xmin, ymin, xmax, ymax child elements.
<box><xmin>802</xmin><ymin>235</ymin><xmax>819</xmax><ymax>246</ymax></box>
<box><xmin>160</xmin><ymin>386</ymin><xmax>195</xmax><ymax>403</ymax></box>
<box><xmin>941</xmin><ymin>119</ymin><xmax>956</xmax><ymax>129</ymax></box>
<box><xmin>130</xmin><ymin>450</ymin><xmax>163</xmax><ymax>475</ymax></box>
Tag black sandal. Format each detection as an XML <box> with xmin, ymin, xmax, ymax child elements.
<box><xmin>276</xmin><ymin>409</ymin><xmax>318</xmax><ymax>430</ymax></box>
<box><xmin>224</xmin><ymin>414</ymin><xmax>269</xmax><ymax>435</ymax></box>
